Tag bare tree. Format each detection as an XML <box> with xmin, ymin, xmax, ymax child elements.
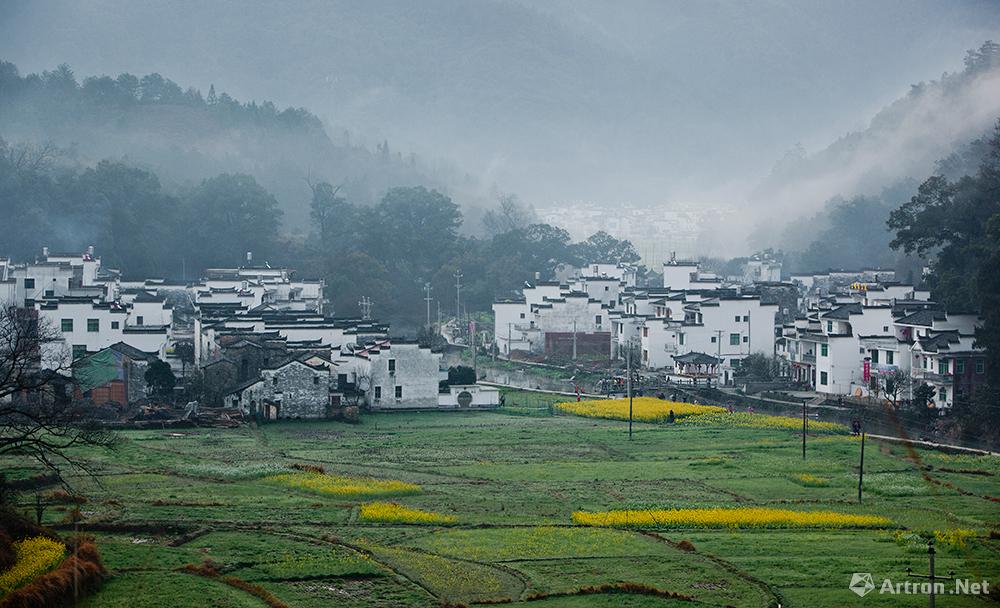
<box><xmin>1</xmin><ymin>139</ymin><xmax>60</xmax><ymax>174</ymax></box>
<box><xmin>0</xmin><ymin>306</ymin><xmax>116</xmax><ymax>482</ymax></box>
<box><xmin>482</xmin><ymin>193</ymin><xmax>536</xmax><ymax>235</ymax></box>
<box><xmin>875</xmin><ymin>368</ymin><xmax>910</xmax><ymax>409</ymax></box>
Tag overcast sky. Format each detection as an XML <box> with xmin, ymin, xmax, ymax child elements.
<box><xmin>2</xmin><ymin>0</ymin><xmax>999</xmax><ymax>210</ymax></box>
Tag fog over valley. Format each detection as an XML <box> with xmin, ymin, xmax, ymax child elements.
<box><xmin>3</xmin><ymin>0</ymin><xmax>1000</xmax><ymax>259</ymax></box>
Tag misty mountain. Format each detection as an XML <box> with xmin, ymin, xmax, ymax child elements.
<box><xmin>0</xmin><ymin>60</ymin><xmax>457</xmax><ymax>233</ymax></box>
<box><xmin>2</xmin><ymin>0</ymin><xmax>999</xmax><ymax>211</ymax></box>
<box><xmin>752</xmin><ymin>41</ymin><xmax>1000</xmax><ymax>243</ymax></box>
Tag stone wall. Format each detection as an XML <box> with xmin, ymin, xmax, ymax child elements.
<box><xmin>261</xmin><ymin>361</ymin><xmax>329</xmax><ymax>418</ymax></box>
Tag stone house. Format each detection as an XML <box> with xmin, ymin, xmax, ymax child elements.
<box><xmin>226</xmin><ymin>358</ymin><xmax>331</xmax><ymax>419</ymax></box>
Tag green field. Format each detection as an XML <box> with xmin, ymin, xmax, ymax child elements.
<box><xmin>5</xmin><ymin>394</ymin><xmax>999</xmax><ymax>607</ymax></box>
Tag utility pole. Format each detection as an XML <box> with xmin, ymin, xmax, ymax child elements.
<box><xmin>627</xmin><ymin>340</ymin><xmax>633</xmax><ymax>440</ymax></box>
<box><xmin>358</xmin><ymin>296</ymin><xmax>373</xmax><ymax>321</ymax></box>
<box><xmin>472</xmin><ymin>321</ymin><xmax>478</xmax><ymax>380</ymax></box>
<box><xmin>423</xmin><ymin>282</ymin><xmax>433</xmax><ymax>329</ymax></box>
<box><xmin>454</xmin><ymin>271</ymin><xmax>463</xmax><ymax>327</ymax></box>
<box><xmin>715</xmin><ymin>329</ymin><xmax>724</xmax><ymax>387</ymax></box>
<box><xmin>802</xmin><ymin>399</ymin><xmax>807</xmax><ymax>460</ymax></box>
<box><xmin>572</xmin><ymin>320</ymin><xmax>578</xmax><ymax>360</ymax></box>
<box><xmin>508</xmin><ymin>322</ymin><xmax>513</xmax><ymax>360</ymax></box>
<box><xmin>906</xmin><ymin>539</ymin><xmax>955</xmax><ymax>608</ymax></box>
<box><xmin>857</xmin><ymin>400</ymin><xmax>866</xmax><ymax>504</ymax></box>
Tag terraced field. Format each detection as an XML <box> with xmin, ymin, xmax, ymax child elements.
<box><xmin>4</xmin><ymin>395</ymin><xmax>998</xmax><ymax>607</ymax></box>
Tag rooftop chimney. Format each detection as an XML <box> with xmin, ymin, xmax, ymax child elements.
<box><xmin>42</xmin><ymin>246</ymin><xmax>49</xmax><ymax>257</ymax></box>
<box><xmin>246</xmin><ymin>251</ymin><xmax>253</xmax><ymax>264</ymax></box>
<box><xmin>87</xmin><ymin>245</ymin><xmax>95</xmax><ymax>256</ymax></box>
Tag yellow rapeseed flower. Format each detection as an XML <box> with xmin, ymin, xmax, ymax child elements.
<box><xmin>358</xmin><ymin>502</ymin><xmax>456</xmax><ymax>524</ymax></box>
<box><xmin>267</xmin><ymin>472</ymin><xmax>420</xmax><ymax>498</ymax></box>
<box><xmin>572</xmin><ymin>507</ymin><xmax>890</xmax><ymax>529</ymax></box>
<box><xmin>555</xmin><ymin>397</ymin><xmax>724</xmax><ymax>422</ymax></box>
<box><xmin>0</xmin><ymin>536</ymin><xmax>66</xmax><ymax>594</ymax></box>
<box><xmin>678</xmin><ymin>411</ymin><xmax>846</xmax><ymax>433</ymax></box>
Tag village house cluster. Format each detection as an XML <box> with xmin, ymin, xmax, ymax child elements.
<box><xmin>494</xmin><ymin>256</ymin><xmax>986</xmax><ymax>410</ymax></box>
<box><xmin>778</xmin><ymin>272</ymin><xmax>986</xmax><ymax>407</ymax></box>
<box><xmin>1</xmin><ymin>247</ymin><xmax>495</xmax><ymax>420</ymax></box>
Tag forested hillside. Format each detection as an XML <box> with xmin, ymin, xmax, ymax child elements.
<box><xmin>0</xmin><ymin>60</ymin><xmax>459</xmax><ymax>231</ymax></box>
<box><xmin>0</xmin><ymin>139</ymin><xmax>639</xmax><ymax>325</ymax></box>
<box><xmin>754</xmin><ymin>42</ymin><xmax>1000</xmax><ymax>226</ymax></box>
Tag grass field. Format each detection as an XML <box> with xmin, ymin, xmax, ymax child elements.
<box><xmin>4</xmin><ymin>392</ymin><xmax>999</xmax><ymax>607</ymax></box>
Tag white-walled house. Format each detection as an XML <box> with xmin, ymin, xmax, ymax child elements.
<box><xmin>36</xmin><ymin>297</ymin><xmax>170</xmax><ymax>366</ymax></box>
<box><xmin>640</xmin><ymin>294</ymin><xmax>778</xmax><ymax>379</ymax></box>
<box><xmin>339</xmin><ymin>341</ymin><xmax>445</xmax><ymax>409</ymax></box>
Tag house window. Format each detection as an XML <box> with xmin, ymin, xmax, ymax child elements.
<box><xmin>604</xmin><ymin>286</ymin><xmax>609</xmax><ymax>291</ymax></box>
<box><xmin>871</xmin><ymin>350</ymin><xmax>879</xmax><ymax>364</ymax></box>
<box><xmin>679</xmin><ymin>333</ymin><xmax>685</xmax><ymax>345</ymax></box>
<box><xmin>710</xmin><ymin>336</ymin><xmax>717</xmax><ymax>343</ymax></box>
<box><xmin>44</xmin><ymin>290</ymin><xmax>54</xmax><ymax>298</ymax></box>
<box><xmin>742</xmin><ymin>336</ymin><xmax>749</xmax><ymax>343</ymax></box>
<box><xmin>395</xmin><ymin>386</ymin><xmax>403</xmax><ymax>399</ymax></box>
<box><xmin>313</xmin><ymin>376</ymin><xmax>320</xmax><ymax>385</ymax></box>
<box><xmin>743</xmin><ymin>315</ymin><xmax>749</xmax><ymax>322</ymax></box>
<box><xmin>883</xmin><ymin>326</ymin><xmax>889</xmax><ymax>332</ymax></box>
<box><xmin>734</xmin><ymin>315</ymin><xmax>740</xmax><ymax>322</ymax></box>
<box><xmin>337</xmin><ymin>373</ymin><xmax>348</xmax><ymax>387</ymax></box>
<box><xmin>111</xmin><ymin>321</ymin><xmax>119</xmax><ymax>329</ymax></box>
<box><xmin>272</xmin><ymin>376</ymin><xmax>279</xmax><ymax>386</ymax></box>
<box><xmin>72</xmin><ymin>344</ymin><xmax>86</xmax><ymax>360</ymax></box>
<box><xmin>887</xmin><ymin>351</ymin><xmax>894</xmax><ymax>365</ymax></box>
<box><xmin>519</xmin><ymin>312</ymin><xmax>525</xmax><ymax>319</ymax></box>
<box><xmin>820</xmin><ymin>371</ymin><xmax>828</xmax><ymax>385</ymax></box>
<box><xmin>595</xmin><ymin>315</ymin><xmax>602</xmax><ymax>325</ymax></box>
<box><xmin>938</xmin><ymin>360</ymin><xmax>948</xmax><ymax>375</ymax></box>
<box><xmin>729</xmin><ymin>333</ymin><xmax>740</xmax><ymax>346</ymax></box>
<box><xmin>61</xmin><ymin>319</ymin><xmax>73</xmax><ymax>332</ymax></box>
<box><xmin>642</xmin><ymin>327</ymin><xmax>648</xmax><ymax>337</ymax></box>
<box><xmin>388</xmin><ymin>359</ymin><xmax>396</xmax><ymax>373</ymax></box>
<box><xmin>374</xmin><ymin>386</ymin><xmax>382</xmax><ymax>399</ymax></box>
<box><xmin>826</xmin><ymin>321</ymin><xmax>833</xmax><ymax>332</ymax></box>
<box><xmin>976</xmin><ymin>360</ymin><xmax>985</xmax><ymax>374</ymax></box>
<box><xmin>956</xmin><ymin>360</ymin><xmax>965</xmax><ymax>374</ymax></box>
<box><xmin>136</xmin><ymin>316</ymin><xmax>144</xmax><ymax>325</ymax></box>
<box><xmin>939</xmin><ymin>387</ymin><xmax>947</xmax><ymax>402</ymax></box>
<box><xmin>24</xmin><ymin>278</ymin><xmax>34</xmax><ymax>289</ymax></box>
<box><xmin>87</xmin><ymin>318</ymin><xmax>99</xmax><ymax>332</ymax></box>
<box><xmin>820</xmin><ymin>344</ymin><xmax>828</xmax><ymax>357</ymax></box>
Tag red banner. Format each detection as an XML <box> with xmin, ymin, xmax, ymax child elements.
<box><xmin>863</xmin><ymin>359</ymin><xmax>871</xmax><ymax>383</ymax></box>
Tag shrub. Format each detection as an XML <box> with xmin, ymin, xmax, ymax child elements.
<box><xmin>46</xmin><ymin>490</ymin><xmax>87</xmax><ymax>505</ymax></box>
<box><xmin>676</xmin><ymin>539</ymin><xmax>697</xmax><ymax>552</ymax></box>
<box><xmin>290</xmin><ymin>463</ymin><xmax>326</xmax><ymax>475</ymax></box>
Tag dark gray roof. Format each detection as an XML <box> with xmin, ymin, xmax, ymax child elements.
<box><xmin>896</xmin><ymin>309</ymin><xmax>947</xmax><ymax>327</ymax></box>
<box><xmin>674</xmin><ymin>352</ymin><xmax>721</xmax><ymax>365</ymax></box>
<box><xmin>820</xmin><ymin>303</ymin><xmax>863</xmax><ymax>320</ymax></box>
